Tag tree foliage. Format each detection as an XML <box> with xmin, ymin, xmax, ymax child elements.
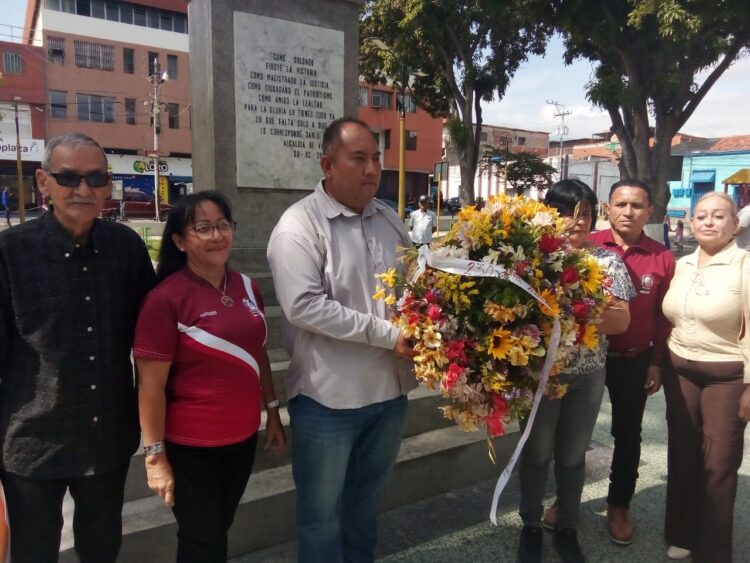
<box><xmin>553</xmin><ymin>0</ymin><xmax>750</xmax><ymax>219</ymax></box>
<box><xmin>480</xmin><ymin>147</ymin><xmax>558</xmax><ymax>196</ymax></box>
<box><xmin>360</xmin><ymin>0</ymin><xmax>551</xmax><ymax>204</ymax></box>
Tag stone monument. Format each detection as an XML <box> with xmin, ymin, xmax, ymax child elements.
<box><xmin>187</xmin><ymin>0</ymin><xmax>361</xmax><ymax>269</ymax></box>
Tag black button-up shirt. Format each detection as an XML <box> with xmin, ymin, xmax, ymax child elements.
<box><xmin>0</xmin><ymin>212</ymin><xmax>156</xmax><ymax>478</ymax></box>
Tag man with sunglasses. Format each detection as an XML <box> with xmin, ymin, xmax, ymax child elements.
<box><xmin>0</xmin><ymin>132</ymin><xmax>156</xmax><ymax>562</ymax></box>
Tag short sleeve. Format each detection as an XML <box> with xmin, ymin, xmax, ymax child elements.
<box><xmin>133</xmin><ymin>288</ymin><xmax>179</xmax><ymax>361</ymax></box>
<box><xmin>605</xmin><ymin>252</ymin><xmax>637</xmax><ymax>301</ymax></box>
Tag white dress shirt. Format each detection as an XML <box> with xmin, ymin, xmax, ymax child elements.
<box><xmin>409</xmin><ymin>207</ymin><xmax>436</xmax><ymax>244</ymax></box>
<box><xmin>267</xmin><ymin>181</ymin><xmax>417</xmax><ymax>409</ymax></box>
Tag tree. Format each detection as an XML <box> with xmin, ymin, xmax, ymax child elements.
<box><xmin>553</xmin><ymin>0</ymin><xmax>750</xmax><ymax>220</ymax></box>
<box><xmin>480</xmin><ymin>147</ymin><xmax>558</xmax><ymax>196</ymax></box>
<box><xmin>360</xmin><ymin>1</ymin><xmax>551</xmax><ymax>205</ymax></box>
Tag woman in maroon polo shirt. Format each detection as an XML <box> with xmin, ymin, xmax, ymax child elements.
<box><xmin>134</xmin><ymin>191</ymin><xmax>285</xmax><ymax>563</ymax></box>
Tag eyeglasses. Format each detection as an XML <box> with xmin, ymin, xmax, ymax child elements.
<box><xmin>45</xmin><ymin>170</ymin><xmax>111</xmax><ymax>188</ymax></box>
<box><xmin>189</xmin><ymin>220</ymin><xmax>236</xmax><ymax>240</ymax></box>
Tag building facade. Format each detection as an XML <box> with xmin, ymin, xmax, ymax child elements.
<box><xmin>357</xmin><ymin>81</ymin><xmax>444</xmax><ymax>207</ymax></box>
<box><xmin>442</xmin><ymin>122</ymin><xmax>550</xmax><ymax>201</ymax></box>
<box><xmin>0</xmin><ymin>40</ymin><xmax>47</xmax><ymax>208</ymax></box>
<box><xmin>24</xmin><ymin>0</ymin><xmax>192</xmax><ymax>200</ymax></box>
<box><xmin>668</xmin><ymin>135</ymin><xmax>750</xmax><ymax>218</ymax></box>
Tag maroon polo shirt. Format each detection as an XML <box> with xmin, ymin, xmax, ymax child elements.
<box><xmin>589</xmin><ymin>229</ymin><xmax>675</xmax><ymax>367</ymax></box>
<box><xmin>134</xmin><ymin>268</ymin><xmax>267</xmax><ymax>446</ymax></box>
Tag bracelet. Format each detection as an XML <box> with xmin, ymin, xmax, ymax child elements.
<box><xmin>143</xmin><ymin>441</ymin><xmax>165</xmax><ymax>456</ymax></box>
<box><xmin>266</xmin><ymin>399</ymin><xmax>280</xmax><ymax>409</ymax></box>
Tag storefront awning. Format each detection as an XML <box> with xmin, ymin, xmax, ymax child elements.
<box><xmin>722</xmin><ymin>168</ymin><xmax>750</xmax><ymax>185</ymax></box>
<box><xmin>691</xmin><ymin>170</ymin><xmax>715</xmax><ymax>183</ymax></box>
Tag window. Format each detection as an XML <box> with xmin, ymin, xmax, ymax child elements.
<box><xmin>76</xmin><ymin>93</ymin><xmax>116</xmax><ymax>123</ymax></box>
<box><xmin>50</xmin><ymin>91</ymin><xmax>67</xmax><ymax>119</ymax></box>
<box><xmin>119</xmin><ymin>3</ymin><xmax>133</xmax><ymax>24</ymax></box>
<box><xmin>357</xmin><ymin>86</ymin><xmax>369</xmax><ymax>106</ymax></box>
<box><xmin>168</xmin><ymin>103</ymin><xmax>179</xmax><ymax>129</ymax></box>
<box><xmin>3</xmin><ymin>52</ymin><xmax>22</xmax><ymax>74</ymax></box>
<box><xmin>516</xmin><ymin>136</ymin><xmax>526</xmax><ymax>146</ymax></box>
<box><xmin>480</xmin><ymin>131</ymin><xmax>488</xmax><ymax>142</ymax></box>
<box><xmin>167</xmin><ymin>54</ymin><xmax>178</xmax><ymax>79</ymax></box>
<box><xmin>74</xmin><ymin>40</ymin><xmax>114</xmax><ymax>71</ymax></box>
<box><xmin>160</xmin><ymin>13</ymin><xmax>173</xmax><ymax>31</ymax></box>
<box><xmin>148</xmin><ymin>51</ymin><xmax>159</xmax><ymax>75</ymax></box>
<box><xmin>405</xmin><ymin>130</ymin><xmax>417</xmax><ymax>151</ymax></box>
<box><xmin>148</xmin><ymin>8</ymin><xmax>160</xmax><ymax>28</ymax></box>
<box><xmin>48</xmin><ymin>36</ymin><xmax>65</xmax><ymax>64</ymax></box>
<box><xmin>371</xmin><ymin>90</ymin><xmax>391</xmax><ymax>109</ymax></box>
<box><xmin>51</xmin><ymin>0</ymin><xmax>76</xmax><ymax>13</ymax></box>
<box><xmin>76</xmin><ymin>0</ymin><xmax>91</xmax><ymax>16</ymax></box>
<box><xmin>90</xmin><ymin>0</ymin><xmax>104</xmax><ymax>18</ymax></box>
<box><xmin>133</xmin><ymin>5</ymin><xmax>147</xmax><ymax>26</ymax></box>
<box><xmin>124</xmin><ymin>98</ymin><xmax>136</xmax><ymax>125</ymax></box>
<box><xmin>123</xmin><ymin>48</ymin><xmax>134</xmax><ymax>74</ymax></box>
<box><xmin>173</xmin><ymin>14</ymin><xmax>187</xmax><ymax>33</ymax></box>
<box><xmin>105</xmin><ymin>1</ymin><xmax>119</xmax><ymax>21</ymax></box>
<box><xmin>384</xmin><ymin>129</ymin><xmax>391</xmax><ymax>150</ymax></box>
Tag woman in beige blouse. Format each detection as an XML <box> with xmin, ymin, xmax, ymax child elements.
<box><xmin>661</xmin><ymin>192</ymin><xmax>750</xmax><ymax>563</ymax></box>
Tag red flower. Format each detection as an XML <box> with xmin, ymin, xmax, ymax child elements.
<box><xmin>446</xmin><ymin>339</ymin><xmax>467</xmax><ymax>362</ymax></box>
<box><xmin>539</xmin><ymin>233</ymin><xmax>561</xmax><ymax>253</ymax></box>
<box><xmin>427</xmin><ymin>304</ymin><xmax>442</xmax><ymax>321</ymax></box>
<box><xmin>444</xmin><ymin>363</ymin><xmax>465</xmax><ymax>389</ymax></box>
<box><xmin>515</xmin><ymin>261</ymin><xmax>529</xmax><ymax>276</ymax></box>
<box><xmin>571</xmin><ymin>300</ymin><xmax>590</xmax><ymax>320</ymax></box>
<box><xmin>561</xmin><ymin>266</ymin><xmax>579</xmax><ymax>284</ymax></box>
<box><xmin>484</xmin><ymin>394</ymin><xmax>508</xmax><ymax>437</ymax></box>
<box><xmin>424</xmin><ymin>290</ymin><xmax>438</xmax><ymax>303</ymax></box>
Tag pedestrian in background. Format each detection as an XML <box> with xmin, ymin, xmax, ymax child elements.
<box><xmin>674</xmin><ymin>219</ymin><xmax>684</xmax><ymax>252</ymax></box>
<box><xmin>409</xmin><ymin>194</ymin><xmax>437</xmax><ymax>246</ymax></box>
<box><xmin>2</xmin><ymin>186</ymin><xmax>11</xmax><ymax>227</ymax></box>
<box><xmin>134</xmin><ymin>191</ymin><xmax>285</xmax><ymax>562</ymax></box>
<box><xmin>268</xmin><ymin>117</ymin><xmax>416</xmax><ymax>563</ymax></box>
<box><xmin>0</xmin><ymin>132</ymin><xmax>156</xmax><ymax>562</ymax></box>
<box><xmin>662</xmin><ymin>192</ymin><xmax>749</xmax><ymax>563</ymax></box>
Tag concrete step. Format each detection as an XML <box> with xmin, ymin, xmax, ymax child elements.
<box><xmin>61</xmin><ymin>422</ymin><xmax>520</xmax><ymax>561</ymax></box>
<box><xmin>122</xmin><ymin>387</ymin><xmax>453</xmax><ymax>502</ymax></box>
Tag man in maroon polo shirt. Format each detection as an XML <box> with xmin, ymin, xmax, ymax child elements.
<box><xmin>590</xmin><ymin>179</ymin><xmax>675</xmax><ymax>545</ymax></box>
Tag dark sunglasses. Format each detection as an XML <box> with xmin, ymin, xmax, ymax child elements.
<box><xmin>45</xmin><ymin>170</ymin><xmax>111</xmax><ymax>188</ymax></box>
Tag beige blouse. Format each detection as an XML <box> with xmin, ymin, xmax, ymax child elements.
<box><xmin>662</xmin><ymin>241</ymin><xmax>749</xmax><ymax>364</ymax></box>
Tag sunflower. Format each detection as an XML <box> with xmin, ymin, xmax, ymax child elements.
<box><xmin>580</xmin><ymin>323</ymin><xmax>600</xmax><ymax>350</ymax></box>
<box><xmin>538</xmin><ymin>288</ymin><xmax>561</xmax><ymax>317</ymax></box>
<box><xmin>488</xmin><ymin>328</ymin><xmax>513</xmax><ymax>360</ymax></box>
<box><xmin>580</xmin><ymin>257</ymin><xmax>605</xmax><ymax>296</ymax></box>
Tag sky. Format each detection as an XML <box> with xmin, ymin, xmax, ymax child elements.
<box><xmin>3</xmin><ymin>0</ymin><xmax>749</xmax><ymax>141</ymax></box>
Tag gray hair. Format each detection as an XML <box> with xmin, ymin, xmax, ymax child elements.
<box><xmin>695</xmin><ymin>191</ymin><xmax>737</xmax><ymax>216</ymax></box>
<box><xmin>42</xmin><ymin>132</ymin><xmax>107</xmax><ymax>171</ymax></box>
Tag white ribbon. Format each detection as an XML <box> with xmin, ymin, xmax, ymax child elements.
<box><xmin>413</xmin><ymin>245</ymin><xmax>562</xmax><ymax>525</ymax></box>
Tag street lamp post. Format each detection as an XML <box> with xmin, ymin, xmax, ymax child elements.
<box><xmin>148</xmin><ymin>58</ymin><xmax>168</xmax><ymax>221</ymax></box>
<box><xmin>397</xmin><ymin>64</ymin><xmax>407</xmax><ymax>221</ymax></box>
<box><xmin>13</xmin><ymin>100</ymin><xmax>26</xmax><ymax>224</ymax></box>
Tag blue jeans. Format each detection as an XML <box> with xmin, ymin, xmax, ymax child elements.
<box><xmin>289</xmin><ymin>394</ymin><xmax>408</xmax><ymax>563</ymax></box>
<box><xmin>519</xmin><ymin>367</ymin><xmax>606</xmax><ymax>529</ymax></box>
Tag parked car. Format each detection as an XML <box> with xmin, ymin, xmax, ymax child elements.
<box><xmin>101</xmin><ymin>189</ymin><xmax>171</xmax><ymax>221</ymax></box>
<box><xmin>445</xmin><ymin>197</ymin><xmax>461</xmax><ymax>214</ymax></box>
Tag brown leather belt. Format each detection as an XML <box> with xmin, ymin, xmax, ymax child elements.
<box><xmin>607</xmin><ymin>345</ymin><xmax>652</xmax><ymax>359</ymax></box>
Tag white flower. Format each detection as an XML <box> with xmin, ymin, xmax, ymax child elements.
<box><xmin>531</xmin><ymin>212</ymin><xmax>555</xmax><ymax>227</ymax></box>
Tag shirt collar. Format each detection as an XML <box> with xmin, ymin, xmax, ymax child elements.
<box><xmin>596</xmin><ymin>229</ymin><xmax>650</xmax><ymax>252</ymax></box>
<box><xmin>683</xmin><ymin>240</ymin><xmax>741</xmax><ymax>267</ymax></box>
<box><xmin>42</xmin><ymin>210</ymin><xmax>103</xmax><ymax>256</ymax></box>
<box><xmin>315</xmin><ymin>180</ymin><xmax>379</xmax><ymax>219</ymax></box>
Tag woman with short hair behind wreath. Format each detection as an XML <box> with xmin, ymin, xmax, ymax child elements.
<box><xmin>134</xmin><ymin>191</ymin><xmax>285</xmax><ymax>562</ymax></box>
<box><xmin>661</xmin><ymin>191</ymin><xmax>750</xmax><ymax>562</ymax></box>
<box><xmin>517</xmin><ymin>179</ymin><xmax>635</xmax><ymax>563</ymax></box>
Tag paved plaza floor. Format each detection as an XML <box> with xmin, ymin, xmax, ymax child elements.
<box><xmin>243</xmin><ymin>384</ymin><xmax>750</xmax><ymax>562</ymax></box>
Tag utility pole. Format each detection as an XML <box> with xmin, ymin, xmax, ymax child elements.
<box><xmin>546</xmin><ymin>100</ymin><xmax>570</xmax><ymax>180</ymax></box>
<box><xmin>146</xmin><ymin>57</ymin><xmax>168</xmax><ymax>221</ymax></box>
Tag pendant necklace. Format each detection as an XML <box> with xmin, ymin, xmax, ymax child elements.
<box><xmin>217</xmin><ymin>275</ymin><xmax>234</xmax><ymax>307</ymax></box>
